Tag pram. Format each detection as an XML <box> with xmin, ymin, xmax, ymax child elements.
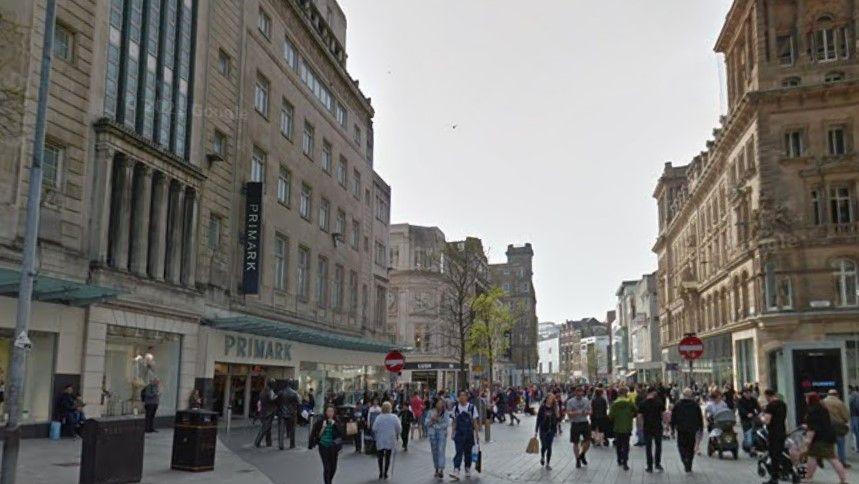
<box><xmin>754</xmin><ymin>426</ymin><xmax>806</xmax><ymax>484</ymax></box>
<box><xmin>707</xmin><ymin>408</ymin><xmax>739</xmax><ymax>459</ymax></box>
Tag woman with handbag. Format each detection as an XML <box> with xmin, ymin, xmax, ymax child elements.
<box><xmin>427</xmin><ymin>397</ymin><xmax>450</xmax><ymax>479</ymax></box>
<box><xmin>803</xmin><ymin>392</ymin><xmax>849</xmax><ymax>484</ymax></box>
<box><xmin>534</xmin><ymin>393</ymin><xmax>559</xmax><ymax>469</ymax></box>
<box><xmin>309</xmin><ymin>406</ymin><xmax>344</xmax><ymax>484</ymax></box>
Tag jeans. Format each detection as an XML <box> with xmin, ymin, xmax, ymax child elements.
<box><xmin>539</xmin><ymin>431</ymin><xmax>555</xmax><ymax>464</ymax></box>
<box><xmin>644</xmin><ymin>432</ymin><xmax>662</xmax><ymax>468</ymax></box>
<box><xmin>453</xmin><ymin>438</ymin><xmax>474</xmax><ymax>470</ymax></box>
<box><xmin>835</xmin><ymin>435</ymin><xmax>846</xmax><ymax>464</ymax></box>
<box><xmin>852</xmin><ymin>416</ymin><xmax>859</xmax><ymax>451</ymax></box>
<box><xmin>767</xmin><ymin>434</ymin><xmax>786</xmax><ymax>483</ymax></box>
<box><xmin>428</xmin><ymin>429</ymin><xmax>447</xmax><ymax>470</ymax></box>
<box><xmin>614</xmin><ymin>432</ymin><xmax>630</xmax><ymax>465</ymax></box>
<box><xmin>318</xmin><ymin>445</ymin><xmax>339</xmax><ymax>484</ymax></box>
<box><xmin>144</xmin><ymin>404</ymin><xmax>158</xmax><ymax>432</ymax></box>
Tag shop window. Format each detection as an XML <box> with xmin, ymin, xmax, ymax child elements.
<box><xmin>0</xmin><ymin>331</ymin><xmax>56</xmax><ymax>425</ymax></box>
<box><xmin>103</xmin><ymin>326</ymin><xmax>181</xmax><ymax>417</ymax></box>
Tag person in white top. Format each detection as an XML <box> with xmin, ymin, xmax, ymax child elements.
<box><xmin>450</xmin><ymin>391</ymin><xmax>480</xmax><ymax>481</ymax></box>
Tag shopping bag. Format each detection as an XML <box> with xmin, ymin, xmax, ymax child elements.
<box><xmin>49</xmin><ymin>421</ymin><xmax>61</xmax><ymax>440</ymax></box>
<box><xmin>472</xmin><ymin>444</ymin><xmax>482</xmax><ymax>473</ymax></box>
<box><xmin>346</xmin><ymin>421</ymin><xmax>358</xmax><ymax>436</ymax></box>
<box><xmin>526</xmin><ymin>436</ymin><xmax>540</xmax><ymax>454</ymax></box>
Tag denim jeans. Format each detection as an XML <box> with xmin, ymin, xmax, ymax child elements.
<box><xmin>852</xmin><ymin>416</ymin><xmax>859</xmax><ymax>452</ymax></box>
<box><xmin>428</xmin><ymin>429</ymin><xmax>447</xmax><ymax>470</ymax></box>
<box><xmin>835</xmin><ymin>435</ymin><xmax>846</xmax><ymax>464</ymax></box>
<box><xmin>453</xmin><ymin>439</ymin><xmax>474</xmax><ymax>470</ymax></box>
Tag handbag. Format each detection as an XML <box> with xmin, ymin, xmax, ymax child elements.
<box><xmin>526</xmin><ymin>436</ymin><xmax>540</xmax><ymax>454</ymax></box>
<box><xmin>346</xmin><ymin>421</ymin><xmax>358</xmax><ymax>436</ymax></box>
<box><xmin>832</xmin><ymin>421</ymin><xmax>849</xmax><ymax>437</ymax></box>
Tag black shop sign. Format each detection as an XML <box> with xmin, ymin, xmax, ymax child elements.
<box><xmin>242</xmin><ymin>182</ymin><xmax>262</xmax><ymax>294</ymax></box>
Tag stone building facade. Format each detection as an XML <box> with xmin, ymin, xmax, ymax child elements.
<box><xmin>489</xmin><ymin>243</ymin><xmax>539</xmax><ymax>386</ymax></box>
<box><xmin>653</xmin><ymin>0</ymin><xmax>859</xmax><ymax>423</ymax></box>
<box><xmin>558</xmin><ymin>317</ymin><xmax>605</xmax><ymax>381</ymax></box>
<box><xmin>0</xmin><ymin>0</ymin><xmax>393</xmax><ymax>434</ymax></box>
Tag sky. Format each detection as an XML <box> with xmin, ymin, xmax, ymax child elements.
<box><xmin>338</xmin><ymin>0</ymin><xmax>733</xmax><ymax>324</ymax></box>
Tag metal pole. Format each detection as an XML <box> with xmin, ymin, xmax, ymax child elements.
<box><xmin>1</xmin><ymin>1</ymin><xmax>56</xmax><ymax>482</ymax></box>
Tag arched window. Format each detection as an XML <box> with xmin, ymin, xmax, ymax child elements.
<box><xmin>833</xmin><ymin>258</ymin><xmax>858</xmax><ymax>306</ymax></box>
<box><xmin>824</xmin><ymin>71</ymin><xmax>845</xmax><ymax>83</ymax></box>
<box><xmin>812</xmin><ymin>15</ymin><xmax>850</xmax><ymax>62</ymax></box>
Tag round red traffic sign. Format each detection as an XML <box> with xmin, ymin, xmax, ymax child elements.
<box><xmin>678</xmin><ymin>336</ymin><xmax>704</xmax><ymax>360</ymax></box>
<box><xmin>384</xmin><ymin>351</ymin><xmax>405</xmax><ymax>373</ymax></box>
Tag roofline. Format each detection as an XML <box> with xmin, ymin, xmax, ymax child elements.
<box><xmin>714</xmin><ymin>0</ymin><xmax>747</xmax><ymax>53</ymax></box>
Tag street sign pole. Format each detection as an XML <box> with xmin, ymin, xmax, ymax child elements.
<box><xmin>1</xmin><ymin>2</ymin><xmax>56</xmax><ymax>483</ymax></box>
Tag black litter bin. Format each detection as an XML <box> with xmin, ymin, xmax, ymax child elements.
<box><xmin>171</xmin><ymin>409</ymin><xmax>218</xmax><ymax>472</ymax></box>
<box><xmin>79</xmin><ymin>416</ymin><xmax>145</xmax><ymax>484</ymax></box>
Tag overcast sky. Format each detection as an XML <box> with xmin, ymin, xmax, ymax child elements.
<box><xmin>339</xmin><ymin>0</ymin><xmax>733</xmax><ymax>324</ymax></box>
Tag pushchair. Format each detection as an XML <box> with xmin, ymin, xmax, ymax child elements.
<box><xmin>707</xmin><ymin>408</ymin><xmax>739</xmax><ymax>459</ymax></box>
<box><xmin>754</xmin><ymin>426</ymin><xmax>806</xmax><ymax>483</ymax></box>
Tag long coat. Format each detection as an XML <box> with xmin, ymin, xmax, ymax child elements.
<box><xmin>371</xmin><ymin>413</ymin><xmax>402</xmax><ymax>451</ymax></box>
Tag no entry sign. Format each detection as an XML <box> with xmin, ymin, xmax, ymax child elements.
<box><xmin>678</xmin><ymin>335</ymin><xmax>704</xmax><ymax>360</ymax></box>
<box><xmin>384</xmin><ymin>351</ymin><xmax>405</xmax><ymax>373</ymax></box>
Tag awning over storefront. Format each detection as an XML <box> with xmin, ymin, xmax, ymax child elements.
<box><xmin>0</xmin><ymin>268</ymin><xmax>122</xmax><ymax>306</ymax></box>
<box><xmin>203</xmin><ymin>315</ymin><xmax>397</xmax><ymax>353</ymax></box>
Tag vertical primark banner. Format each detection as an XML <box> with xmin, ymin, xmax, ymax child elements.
<box><xmin>243</xmin><ymin>182</ymin><xmax>263</xmax><ymax>294</ymax></box>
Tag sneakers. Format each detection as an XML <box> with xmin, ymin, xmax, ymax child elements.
<box><xmin>575</xmin><ymin>457</ymin><xmax>582</xmax><ymax>469</ymax></box>
<box><xmin>540</xmin><ymin>458</ymin><xmax>544</xmax><ymax>466</ymax></box>
<box><xmin>449</xmin><ymin>469</ymin><xmax>460</xmax><ymax>481</ymax></box>
<box><xmin>464</xmin><ymin>468</ymin><xmax>471</xmax><ymax>478</ymax></box>
<box><xmin>645</xmin><ymin>467</ymin><xmax>654</xmax><ymax>473</ymax></box>
<box><xmin>623</xmin><ymin>464</ymin><xmax>630</xmax><ymax>471</ymax></box>
<box><xmin>655</xmin><ymin>464</ymin><xmax>663</xmax><ymax>471</ymax></box>
<box><xmin>579</xmin><ymin>454</ymin><xmax>588</xmax><ymax>465</ymax></box>
<box><xmin>546</xmin><ymin>464</ymin><xmax>552</xmax><ymax>470</ymax></box>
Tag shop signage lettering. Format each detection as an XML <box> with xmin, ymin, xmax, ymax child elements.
<box><xmin>224</xmin><ymin>334</ymin><xmax>291</xmax><ymax>361</ymax></box>
<box><xmin>242</xmin><ymin>182</ymin><xmax>263</xmax><ymax>294</ymax></box>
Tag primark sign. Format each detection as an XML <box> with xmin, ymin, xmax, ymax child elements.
<box><xmin>242</xmin><ymin>182</ymin><xmax>263</xmax><ymax>294</ymax></box>
<box><xmin>224</xmin><ymin>334</ymin><xmax>292</xmax><ymax>362</ymax></box>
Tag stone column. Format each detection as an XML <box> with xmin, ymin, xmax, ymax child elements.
<box><xmin>110</xmin><ymin>157</ymin><xmax>135</xmax><ymax>270</ymax></box>
<box><xmin>130</xmin><ymin>166</ymin><xmax>153</xmax><ymax>276</ymax></box>
<box><xmin>166</xmin><ymin>183</ymin><xmax>185</xmax><ymax>284</ymax></box>
<box><xmin>180</xmin><ymin>189</ymin><xmax>198</xmax><ymax>287</ymax></box>
<box><xmin>90</xmin><ymin>146</ymin><xmax>115</xmax><ymax>265</ymax></box>
<box><xmin>148</xmin><ymin>174</ymin><xmax>169</xmax><ymax>280</ymax></box>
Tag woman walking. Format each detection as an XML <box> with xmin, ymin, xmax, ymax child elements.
<box><xmin>399</xmin><ymin>402</ymin><xmax>413</xmax><ymax>451</ymax></box>
<box><xmin>591</xmin><ymin>388</ymin><xmax>609</xmax><ymax>446</ymax></box>
<box><xmin>535</xmin><ymin>393</ymin><xmax>560</xmax><ymax>469</ymax></box>
<box><xmin>427</xmin><ymin>397</ymin><xmax>449</xmax><ymax>479</ymax></box>
<box><xmin>309</xmin><ymin>406</ymin><xmax>344</xmax><ymax>484</ymax></box>
<box><xmin>372</xmin><ymin>402</ymin><xmax>402</xmax><ymax>480</ymax></box>
<box><xmin>803</xmin><ymin>392</ymin><xmax>848</xmax><ymax>483</ymax></box>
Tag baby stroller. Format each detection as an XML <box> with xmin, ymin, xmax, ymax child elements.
<box><xmin>707</xmin><ymin>408</ymin><xmax>739</xmax><ymax>459</ymax></box>
<box><xmin>754</xmin><ymin>426</ymin><xmax>806</xmax><ymax>483</ymax></box>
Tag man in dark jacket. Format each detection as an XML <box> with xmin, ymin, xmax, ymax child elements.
<box><xmin>141</xmin><ymin>379</ymin><xmax>160</xmax><ymax>433</ymax></box>
<box><xmin>671</xmin><ymin>388</ymin><xmax>704</xmax><ymax>472</ymax></box>
<box><xmin>279</xmin><ymin>379</ymin><xmax>301</xmax><ymax>449</ymax></box>
<box><xmin>255</xmin><ymin>379</ymin><xmax>281</xmax><ymax>448</ymax></box>
<box><xmin>638</xmin><ymin>387</ymin><xmax>665</xmax><ymax>472</ymax></box>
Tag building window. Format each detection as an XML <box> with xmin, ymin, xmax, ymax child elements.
<box><xmin>274</xmin><ymin>235</ymin><xmax>287</xmax><ymax>291</ymax></box>
<box><xmin>316</xmin><ymin>256</ymin><xmax>329</xmax><ymax>307</ymax></box>
<box><xmin>781</xmin><ymin>77</ymin><xmax>801</xmax><ymax>88</ymax></box>
<box><xmin>375</xmin><ymin>195</ymin><xmax>389</xmax><ymax>223</ymax></box>
<box><xmin>333</xmin><ymin>265</ymin><xmax>344</xmax><ymax>311</ymax></box>
<box><xmin>302</xmin><ymin>121</ymin><xmax>314</xmax><ymax>157</ymax></box>
<box><xmin>353</xmin><ymin>124</ymin><xmax>362</xmax><ymax>145</ymax></box>
<box><xmin>764</xmin><ymin>262</ymin><xmax>792</xmax><ymax>311</ymax></box>
<box><xmin>829</xmin><ymin>186</ymin><xmax>853</xmax><ymax>224</ymax></box>
<box><xmin>277</xmin><ymin>166</ymin><xmax>291</xmax><ymax>205</ymax></box>
<box><xmin>776</xmin><ymin>34</ymin><xmax>794</xmax><ymax>66</ymax></box>
<box><xmin>784</xmin><ymin>130</ymin><xmax>803</xmax><ymax>158</ymax></box>
<box><xmin>350</xmin><ymin>220</ymin><xmax>360</xmax><ymax>250</ymax></box>
<box><xmin>374</xmin><ymin>285</ymin><xmax>386</xmax><ymax>327</ymax></box>
<box><xmin>298</xmin><ymin>58</ymin><xmax>334</xmax><ymax>112</ymax></box>
<box><xmin>319</xmin><ymin>198</ymin><xmax>330</xmax><ymax>232</ymax></box>
<box><xmin>833</xmin><ymin>258</ymin><xmax>858</xmax><ymax>307</ymax></box>
<box><xmin>335</xmin><ymin>209</ymin><xmax>345</xmax><ymax>235</ymax></box>
<box><xmin>217</xmin><ymin>49</ymin><xmax>231</xmax><ymax>77</ymax></box>
<box><xmin>207</xmin><ymin>213</ymin><xmax>222</xmax><ymax>251</ymax></box>
<box><xmin>258</xmin><ymin>8</ymin><xmax>271</xmax><ymax>38</ymax></box>
<box><xmin>297</xmin><ymin>246</ymin><xmax>310</xmax><ymax>299</ymax></box>
<box><xmin>349</xmin><ymin>270</ymin><xmax>358</xmax><ymax>316</ymax></box>
<box><xmin>812</xmin><ymin>189</ymin><xmax>824</xmax><ymax>225</ymax></box>
<box><xmin>213</xmin><ymin>130</ymin><xmax>227</xmax><ymax>157</ymax></box>
<box><xmin>299</xmin><ymin>183</ymin><xmax>312</xmax><ymax>220</ymax></box>
<box><xmin>322</xmin><ymin>140</ymin><xmax>332</xmax><ymax>173</ymax></box>
<box><xmin>825</xmin><ymin>71</ymin><xmax>845</xmax><ymax>83</ymax></box>
<box><xmin>254</xmin><ymin>73</ymin><xmax>269</xmax><ymax>117</ymax></box>
<box><xmin>280</xmin><ymin>100</ymin><xmax>294</xmax><ymax>139</ymax></box>
<box><xmin>251</xmin><ymin>146</ymin><xmax>266</xmax><ymax>183</ymax></box>
<box><xmin>352</xmin><ymin>170</ymin><xmax>361</xmax><ymax>198</ymax></box>
<box><xmin>375</xmin><ymin>241</ymin><xmax>386</xmax><ymax>267</ymax></box>
<box><xmin>42</xmin><ymin>143</ymin><xmax>63</xmax><ymax>190</ymax></box>
<box><xmin>283</xmin><ymin>36</ymin><xmax>297</xmax><ymax>69</ymax></box>
<box><xmin>53</xmin><ymin>22</ymin><xmax>73</xmax><ymax>61</ymax></box>
<box><xmin>828</xmin><ymin>126</ymin><xmax>847</xmax><ymax>155</ymax></box>
<box><xmin>336</xmin><ymin>102</ymin><xmax>347</xmax><ymax>127</ymax></box>
<box><xmin>814</xmin><ymin>27</ymin><xmax>837</xmax><ymax>61</ymax></box>
<box><xmin>336</xmin><ymin>156</ymin><xmax>347</xmax><ymax>187</ymax></box>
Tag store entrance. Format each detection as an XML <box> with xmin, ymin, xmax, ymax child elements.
<box><xmin>213</xmin><ymin>363</ymin><xmax>294</xmax><ymax>419</ymax></box>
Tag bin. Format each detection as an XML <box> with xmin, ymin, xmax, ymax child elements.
<box><xmin>79</xmin><ymin>416</ymin><xmax>145</xmax><ymax>484</ymax></box>
<box><xmin>171</xmin><ymin>409</ymin><xmax>218</xmax><ymax>472</ymax></box>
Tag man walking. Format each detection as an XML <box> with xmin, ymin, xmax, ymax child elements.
<box><xmin>608</xmin><ymin>387</ymin><xmax>636</xmax><ymax>471</ymax></box>
<box><xmin>279</xmin><ymin>379</ymin><xmax>300</xmax><ymax>449</ymax></box>
<box><xmin>761</xmin><ymin>389</ymin><xmax>787</xmax><ymax>484</ymax></box>
<box><xmin>566</xmin><ymin>386</ymin><xmax>591</xmax><ymax>468</ymax></box>
<box><xmin>450</xmin><ymin>390</ymin><xmax>480</xmax><ymax>481</ymax></box>
<box><xmin>142</xmin><ymin>378</ymin><xmax>160</xmax><ymax>433</ymax></box>
<box><xmin>638</xmin><ymin>387</ymin><xmax>665</xmax><ymax>472</ymax></box>
<box><xmin>254</xmin><ymin>379</ymin><xmax>281</xmax><ymax>448</ymax></box>
<box><xmin>671</xmin><ymin>388</ymin><xmax>704</xmax><ymax>472</ymax></box>
<box><xmin>822</xmin><ymin>388</ymin><xmax>851</xmax><ymax>468</ymax></box>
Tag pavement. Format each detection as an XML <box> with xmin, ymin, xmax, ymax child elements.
<box><xmin>7</xmin><ymin>414</ymin><xmax>859</xmax><ymax>483</ymax></box>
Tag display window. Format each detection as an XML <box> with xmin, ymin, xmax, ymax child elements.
<box><xmin>0</xmin><ymin>330</ymin><xmax>56</xmax><ymax>424</ymax></box>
